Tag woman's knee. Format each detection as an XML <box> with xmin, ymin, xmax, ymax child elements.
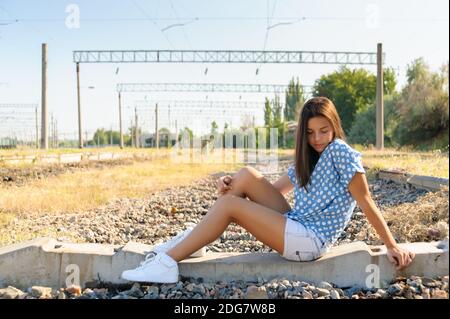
<box><xmin>216</xmin><ymin>193</ymin><xmax>238</xmax><ymax>207</ymax></box>
<box><xmin>234</xmin><ymin>166</ymin><xmax>261</xmax><ymax>185</ymax></box>
<box><xmin>213</xmin><ymin>194</ymin><xmax>238</xmax><ymax>220</ymax></box>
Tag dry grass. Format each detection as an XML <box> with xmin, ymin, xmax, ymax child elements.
<box><xmin>0</xmin><ymin>146</ymin><xmax>167</xmax><ymax>157</ymax></box>
<box><xmin>0</xmin><ymin>156</ymin><xmax>242</xmax><ymax>224</ymax></box>
<box><xmin>356</xmin><ymin>146</ymin><xmax>448</xmax><ymax>183</ymax></box>
<box><xmin>353</xmin><ymin>146</ymin><xmax>449</xmax><ymax>179</ymax></box>
<box><xmin>362</xmin><ymin>186</ymin><xmax>449</xmax><ymax>243</ymax></box>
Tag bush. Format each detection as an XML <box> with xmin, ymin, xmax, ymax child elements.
<box><xmin>392</xmin><ymin>59</ymin><xmax>449</xmax><ymax>149</ymax></box>
<box><xmin>347</xmin><ymin>95</ymin><xmax>398</xmax><ymax>147</ymax></box>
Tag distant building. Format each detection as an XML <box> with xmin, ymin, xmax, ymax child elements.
<box><xmin>0</xmin><ymin>137</ymin><xmax>17</xmax><ymax>149</ymax></box>
<box><xmin>139</xmin><ymin>132</ymin><xmax>177</xmax><ymax>148</ymax></box>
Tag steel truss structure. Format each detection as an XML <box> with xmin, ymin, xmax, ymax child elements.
<box><xmin>74</xmin><ymin>50</ymin><xmax>380</xmax><ymax>65</ymax></box>
<box><xmin>74</xmin><ymin>46</ymin><xmax>384</xmax><ymax>149</ymax></box>
<box><xmin>116</xmin><ymin>83</ymin><xmax>312</xmax><ymax>94</ymax></box>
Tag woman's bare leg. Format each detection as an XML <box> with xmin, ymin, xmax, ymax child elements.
<box><xmin>222</xmin><ymin>166</ymin><xmax>291</xmax><ymax>214</ymax></box>
<box><xmin>166</xmin><ymin>194</ymin><xmax>286</xmax><ymax>262</ymax></box>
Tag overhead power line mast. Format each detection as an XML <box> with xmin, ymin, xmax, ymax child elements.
<box><xmin>116</xmin><ymin>82</ymin><xmax>313</xmax><ymax>94</ymax></box>
<box><xmin>73</xmin><ymin>47</ymin><xmax>384</xmax><ymax>149</ymax></box>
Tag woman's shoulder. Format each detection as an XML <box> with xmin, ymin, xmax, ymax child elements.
<box><xmin>327</xmin><ymin>138</ymin><xmax>360</xmax><ymax>155</ymax></box>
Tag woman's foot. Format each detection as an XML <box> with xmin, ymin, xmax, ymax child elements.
<box><xmin>121</xmin><ymin>252</ymin><xmax>179</xmax><ymax>283</ymax></box>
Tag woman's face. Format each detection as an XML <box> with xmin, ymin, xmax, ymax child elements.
<box><xmin>306</xmin><ymin>116</ymin><xmax>334</xmax><ymax>154</ymax></box>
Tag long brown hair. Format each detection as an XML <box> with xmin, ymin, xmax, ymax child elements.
<box><xmin>294</xmin><ymin>97</ymin><xmax>346</xmax><ymax>191</ymax></box>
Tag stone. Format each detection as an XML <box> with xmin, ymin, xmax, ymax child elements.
<box><xmin>407</xmin><ymin>277</ymin><xmax>422</xmax><ymax>287</ymax></box>
<box><xmin>186</xmin><ymin>283</ymin><xmax>195</xmax><ymax>292</ymax></box>
<box><xmin>0</xmin><ymin>286</ymin><xmax>25</xmax><ymax>299</ymax></box>
<box><xmin>421</xmin><ymin>277</ymin><xmax>438</xmax><ymax>287</ymax></box>
<box><xmin>93</xmin><ymin>288</ymin><xmax>108</xmax><ymax>298</ymax></box>
<box><xmin>330</xmin><ymin>289</ymin><xmax>340</xmax><ymax>299</ymax></box>
<box><xmin>30</xmin><ymin>286</ymin><xmax>52</xmax><ymax>299</ymax></box>
<box><xmin>302</xmin><ymin>291</ymin><xmax>313</xmax><ymax>299</ymax></box>
<box><xmin>245</xmin><ymin>285</ymin><xmax>268</xmax><ymax>299</ymax></box>
<box><xmin>57</xmin><ymin>291</ymin><xmax>67</xmax><ymax>299</ymax></box>
<box><xmin>376</xmin><ymin>289</ymin><xmax>389</xmax><ymax>299</ymax></box>
<box><xmin>431</xmin><ymin>289</ymin><xmax>448</xmax><ymax>299</ymax></box>
<box><xmin>193</xmin><ymin>284</ymin><xmax>206</xmax><ymax>295</ymax></box>
<box><xmin>123</xmin><ymin>283</ymin><xmax>144</xmax><ymax>298</ymax></box>
<box><xmin>318</xmin><ymin>281</ymin><xmax>334</xmax><ymax>290</ymax></box>
<box><xmin>314</xmin><ymin>288</ymin><xmax>331</xmax><ymax>297</ymax></box>
<box><xmin>421</xmin><ymin>288</ymin><xmax>431</xmax><ymax>299</ymax></box>
<box><xmin>344</xmin><ymin>286</ymin><xmax>362</xmax><ymax>297</ymax></box>
<box><xmin>66</xmin><ymin>285</ymin><xmax>82</xmax><ymax>296</ymax></box>
<box><xmin>387</xmin><ymin>283</ymin><xmax>403</xmax><ymax>296</ymax></box>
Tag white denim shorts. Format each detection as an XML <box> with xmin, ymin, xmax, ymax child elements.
<box><xmin>281</xmin><ymin>218</ymin><xmax>330</xmax><ymax>262</ymax></box>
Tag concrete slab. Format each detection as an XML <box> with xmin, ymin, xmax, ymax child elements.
<box><xmin>0</xmin><ymin>237</ymin><xmax>448</xmax><ymax>290</ymax></box>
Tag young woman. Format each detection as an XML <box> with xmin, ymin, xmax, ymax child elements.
<box><xmin>121</xmin><ymin>96</ymin><xmax>415</xmax><ymax>284</ymax></box>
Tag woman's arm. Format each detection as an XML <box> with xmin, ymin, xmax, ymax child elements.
<box><xmin>348</xmin><ymin>172</ymin><xmax>415</xmax><ymax>270</ymax></box>
<box><xmin>273</xmin><ymin>174</ymin><xmax>294</xmax><ymax>196</ymax></box>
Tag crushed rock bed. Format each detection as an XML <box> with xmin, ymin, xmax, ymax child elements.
<box><xmin>0</xmin><ymin>275</ymin><xmax>448</xmax><ymax>299</ymax></box>
<box><xmin>1</xmin><ymin>160</ymin><xmax>448</xmax><ymax>299</ymax></box>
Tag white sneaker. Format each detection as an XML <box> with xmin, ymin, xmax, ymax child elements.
<box><xmin>153</xmin><ymin>227</ymin><xmax>207</xmax><ymax>257</ymax></box>
<box><xmin>121</xmin><ymin>252</ymin><xmax>179</xmax><ymax>283</ymax></box>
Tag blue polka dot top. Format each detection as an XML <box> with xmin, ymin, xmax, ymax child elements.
<box><xmin>286</xmin><ymin>138</ymin><xmax>366</xmax><ymax>247</ymax></box>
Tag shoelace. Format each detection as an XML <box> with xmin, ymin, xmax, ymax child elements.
<box><xmin>137</xmin><ymin>251</ymin><xmax>157</xmax><ymax>268</ymax></box>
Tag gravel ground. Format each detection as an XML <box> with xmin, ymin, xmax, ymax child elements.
<box><xmin>0</xmin><ymin>159</ymin><xmax>135</xmax><ymax>187</ymax></box>
<box><xmin>1</xmin><ymin>159</ymin><xmax>448</xmax><ymax>299</ymax></box>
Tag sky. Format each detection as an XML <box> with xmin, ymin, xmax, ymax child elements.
<box><xmin>0</xmin><ymin>0</ymin><xmax>448</xmax><ymax>141</ymax></box>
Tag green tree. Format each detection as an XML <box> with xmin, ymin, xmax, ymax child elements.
<box><xmin>264</xmin><ymin>97</ymin><xmax>273</xmax><ymax>127</ymax></box>
<box><xmin>313</xmin><ymin>66</ymin><xmax>397</xmax><ymax>134</ymax></box>
<box><xmin>272</xmin><ymin>95</ymin><xmax>282</xmax><ymax>127</ymax></box>
<box><xmin>348</xmin><ymin>94</ymin><xmax>399</xmax><ymax>146</ymax></box>
<box><xmin>178</xmin><ymin>126</ymin><xmax>193</xmax><ymax>147</ymax></box>
<box><xmin>284</xmin><ymin>77</ymin><xmax>306</xmax><ymax>122</ymax></box>
<box><xmin>93</xmin><ymin>128</ymin><xmax>108</xmax><ymax>146</ymax></box>
<box><xmin>210</xmin><ymin>121</ymin><xmax>219</xmax><ymax>135</ymax></box>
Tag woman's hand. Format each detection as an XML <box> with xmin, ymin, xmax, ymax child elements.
<box><xmin>386</xmin><ymin>245</ymin><xmax>415</xmax><ymax>270</ymax></box>
<box><xmin>217</xmin><ymin>175</ymin><xmax>233</xmax><ymax>195</ymax></box>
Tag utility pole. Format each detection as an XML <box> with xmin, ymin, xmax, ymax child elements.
<box><xmin>135</xmin><ymin>107</ymin><xmax>139</xmax><ymax>148</ymax></box>
<box><xmin>130</xmin><ymin>119</ymin><xmax>134</xmax><ymax>147</ymax></box>
<box><xmin>35</xmin><ymin>106</ymin><xmax>39</xmax><ymax>148</ymax></box>
<box><xmin>76</xmin><ymin>62</ymin><xmax>83</xmax><ymax>148</ymax></box>
<box><xmin>55</xmin><ymin>119</ymin><xmax>58</xmax><ymax>148</ymax></box>
<box><xmin>168</xmin><ymin>104</ymin><xmax>171</xmax><ymax>131</ymax></box>
<box><xmin>376</xmin><ymin>43</ymin><xmax>384</xmax><ymax>150</ymax></box>
<box><xmin>175</xmin><ymin>119</ymin><xmax>178</xmax><ymax>144</ymax></box>
<box><xmin>41</xmin><ymin>43</ymin><xmax>48</xmax><ymax>149</ymax></box>
<box><xmin>155</xmin><ymin>103</ymin><xmax>159</xmax><ymax>149</ymax></box>
<box><xmin>50</xmin><ymin>113</ymin><xmax>54</xmax><ymax>148</ymax></box>
<box><xmin>118</xmin><ymin>92</ymin><xmax>124</xmax><ymax>149</ymax></box>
